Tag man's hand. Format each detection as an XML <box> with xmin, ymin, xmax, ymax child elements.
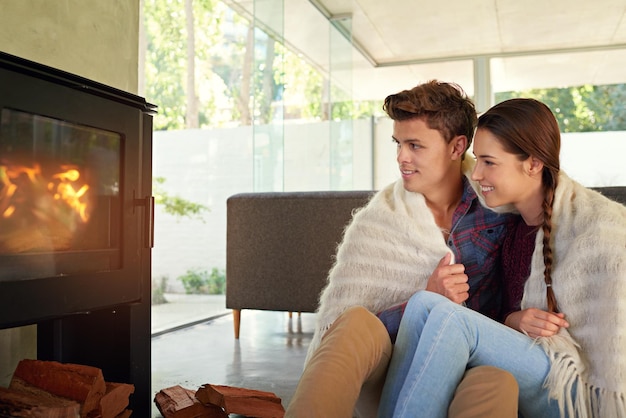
<box><xmin>425</xmin><ymin>253</ymin><xmax>469</xmax><ymax>304</ymax></box>
<box><xmin>505</xmin><ymin>309</ymin><xmax>569</xmax><ymax>338</ymax></box>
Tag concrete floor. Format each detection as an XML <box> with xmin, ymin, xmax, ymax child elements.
<box><xmin>151</xmin><ymin>308</ymin><xmax>315</xmax><ymax>416</ymax></box>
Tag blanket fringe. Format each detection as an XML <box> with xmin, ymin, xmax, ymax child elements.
<box><xmin>538</xmin><ymin>333</ymin><xmax>626</xmax><ymax>417</ymax></box>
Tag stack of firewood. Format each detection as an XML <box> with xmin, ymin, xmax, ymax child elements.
<box><xmin>0</xmin><ymin>359</ymin><xmax>134</xmax><ymax>417</ymax></box>
<box><xmin>154</xmin><ymin>384</ymin><xmax>285</xmax><ymax>418</ymax></box>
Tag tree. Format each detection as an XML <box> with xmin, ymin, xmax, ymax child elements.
<box><xmin>236</xmin><ymin>22</ymin><xmax>254</xmax><ymax>125</ymax></box>
<box><xmin>142</xmin><ymin>0</ymin><xmax>222</xmax><ymax>130</ymax></box>
<box><xmin>257</xmin><ymin>33</ymin><xmax>277</xmax><ymax>124</ymax></box>
<box><xmin>143</xmin><ymin>0</ymin><xmax>187</xmax><ymax>130</ymax></box>
<box><xmin>142</xmin><ymin>1</ymin><xmax>626</xmax><ymax>131</ymax></box>
<box><xmin>185</xmin><ymin>0</ymin><xmax>199</xmax><ymax>128</ymax></box>
<box><xmin>496</xmin><ymin>84</ymin><xmax>626</xmax><ymax>132</ymax></box>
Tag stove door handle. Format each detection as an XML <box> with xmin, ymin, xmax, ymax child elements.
<box><xmin>146</xmin><ymin>195</ymin><xmax>155</xmax><ymax>249</ymax></box>
<box><xmin>133</xmin><ymin>194</ymin><xmax>155</xmax><ymax>248</ymax></box>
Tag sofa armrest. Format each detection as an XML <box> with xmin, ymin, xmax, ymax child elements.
<box><xmin>226</xmin><ymin>191</ymin><xmax>373</xmax><ymax>315</ymax></box>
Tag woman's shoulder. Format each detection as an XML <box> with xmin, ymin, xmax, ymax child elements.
<box><xmin>559</xmin><ymin>174</ymin><xmax>625</xmax><ymax>210</ymax></box>
<box><xmin>555</xmin><ymin>173</ymin><xmax>626</xmax><ymax>230</ymax></box>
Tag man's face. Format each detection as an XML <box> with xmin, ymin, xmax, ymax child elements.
<box><xmin>393</xmin><ymin>118</ymin><xmax>456</xmax><ymax>194</ymax></box>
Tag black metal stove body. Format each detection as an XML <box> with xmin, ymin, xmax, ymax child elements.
<box><xmin>0</xmin><ymin>51</ymin><xmax>154</xmax><ymax>415</ymax></box>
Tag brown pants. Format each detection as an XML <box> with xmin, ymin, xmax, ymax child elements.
<box><xmin>285</xmin><ymin>306</ymin><xmax>518</xmax><ymax>418</ymax></box>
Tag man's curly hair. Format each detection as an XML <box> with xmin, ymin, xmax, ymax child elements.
<box><xmin>383</xmin><ymin>80</ymin><xmax>477</xmax><ymax>149</ymax></box>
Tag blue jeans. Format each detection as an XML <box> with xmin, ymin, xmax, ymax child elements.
<box><xmin>378</xmin><ymin>291</ymin><xmax>563</xmax><ymax>418</ymax></box>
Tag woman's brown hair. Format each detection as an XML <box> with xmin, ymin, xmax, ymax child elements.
<box><xmin>477</xmin><ymin>98</ymin><xmax>561</xmax><ymax>312</ymax></box>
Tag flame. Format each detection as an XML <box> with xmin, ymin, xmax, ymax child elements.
<box><xmin>53</xmin><ymin>182</ymin><xmax>90</xmax><ymax>222</ymax></box>
<box><xmin>0</xmin><ymin>166</ymin><xmax>18</xmax><ymax>218</ymax></box>
<box><xmin>53</xmin><ymin>167</ymin><xmax>80</xmax><ymax>182</ymax></box>
<box><xmin>0</xmin><ymin>163</ymin><xmax>92</xmax><ymax>223</ymax></box>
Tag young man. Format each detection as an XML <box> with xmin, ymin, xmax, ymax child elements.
<box><xmin>285</xmin><ymin>80</ymin><xmax>518</xmax><ymax>418</ymax></box>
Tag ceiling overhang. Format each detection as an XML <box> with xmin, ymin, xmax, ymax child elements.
<box><xmin>225</xmin><ymin>0</ymin><xmax>626</xmax><ymax>101</ymax></box>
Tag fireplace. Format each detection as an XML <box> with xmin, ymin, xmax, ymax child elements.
<box><xmin>0</xmin><ymin>52</ymin><xmax>154</xmax><ymax>415</ymax></box>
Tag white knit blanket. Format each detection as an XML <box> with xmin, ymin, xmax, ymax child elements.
<box><xmin>521</xmin><ymin>174</ymin><xmax>626</xmax><ymax>417</ymax></box>
<box><xmin>305</xmin><ymin>180</ymin><xmax>453</xmax><ymax>364</ymax></box>
<box><xmin>305</xmin><ymin>157</ymin><xmax>512</xmax><ymax>365</ymax></box>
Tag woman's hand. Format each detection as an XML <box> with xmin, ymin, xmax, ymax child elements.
<box><xmin>505</xmin><ymin>308</ymin><xmax>569</xmax><ymax>338</ymax></box>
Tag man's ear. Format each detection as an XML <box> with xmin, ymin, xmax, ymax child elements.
<box><xmin>451</xmin><ymin>135</ymin><xmax>468</xmax><ymax>160</ymax></box>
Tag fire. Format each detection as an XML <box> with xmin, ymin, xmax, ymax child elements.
<box><xmin>0</xmin><ymin>166</ymin><xmax>18</xmax><ymax>218</ymax></box>
<box><xmin>49</xmin><ymin>166</ymin><xmax>91</xmax><ymax>222</ymax></box>
<box><xmin>0</xmin><ymin>162</ymin><xmax>92</xmax><ymax>249</ymax></box>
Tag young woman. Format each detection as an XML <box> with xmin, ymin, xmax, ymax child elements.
<box><xmin>377</xmin><ymin>98</ymin><xmax>626</xmax><ymax>418</ymax></box>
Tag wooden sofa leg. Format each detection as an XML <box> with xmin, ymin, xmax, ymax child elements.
<box><xmin>233</xmin><ymin>309</ymin><xmax>241</xmax><ymax>339</ymax></box>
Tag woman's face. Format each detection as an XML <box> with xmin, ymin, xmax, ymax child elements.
<box><xmin>471</xmin><ymin>127</ymin><xmax>542</xmax><ymax>212</ymax></box>
<box><xmin>394</xmin><ymin>117</ymin><xmax>460</xmax><ymax>195</ymax></box>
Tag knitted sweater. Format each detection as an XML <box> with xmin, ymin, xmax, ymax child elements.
<box><xmin>521</xmin><ymin>173</ymin><xmax>626</xmax><ymax>417</ymax></box>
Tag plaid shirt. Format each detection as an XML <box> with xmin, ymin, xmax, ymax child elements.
<box><xmin>377</xmin><ymin>177</ymin><xmax>516</xmax><ymax>342</ymax></box>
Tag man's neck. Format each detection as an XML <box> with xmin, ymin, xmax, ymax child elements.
<box><xmin>424</xmin><ymin>174</ymin><xmax>465</xmax><ymax>236</ymax></box>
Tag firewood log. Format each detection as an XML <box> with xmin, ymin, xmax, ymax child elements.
<box><xmin>85</xmin><ymin>382</ymin><xmax>134</xmax><ymax>418</ymax></box>
<box><xmin>9</xmin><ymin>359</ymin><xmax>106</xmax><ymax>417</ymax></box>
<box><xmin>195</xmin><ymin>384</ymin><xmax>285</xmax><ymax>418</ymax></box>
<box><xmin>0</xmin><ymin>385</ymin><xmax>80</xmax><ymax>417</ymax></box>
<box><xmin>154</xmin><ymin>385</ymin><xmax>227</xmax><ymax>418</ymax></box>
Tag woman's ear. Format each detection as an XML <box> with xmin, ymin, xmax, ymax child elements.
<box><xmin>527</xmin><ymin>156</ymin><xmax>544</xmax><ymax>176</ymax></box>
<box><xmin>451</xmin><ymin>135</ymin><xmax>468</xmax><ymax>160</ymax></box>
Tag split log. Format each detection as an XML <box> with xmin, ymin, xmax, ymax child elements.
<box><xmin>9</xmin><ymin>359</ymin><xmax>106</xmax><ymax>417</ymax></box>
<box><xmin>154</xmin><ymin>385</ymin><xmax>227</xmax><ymax>418</ymax></box>
<box><xmin>0</xmin><ymin>385</ymin><xmax>80</xmax><ymax>417</ymax></box>
<box><xmin>86</xmin><ymin>382</ymin><xmax>135</xmax><ymax>418</ymax></box>
<box><xmin>195</xmin><ymin>384</ymin><xmax>285</xmax><ymax>418</ymax></box>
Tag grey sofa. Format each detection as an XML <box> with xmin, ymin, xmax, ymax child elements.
<box><xmin>225</xmin><ymin>187</ymin><xmax>626</xmax><ymax>338</ymax></box>
<box><xmin>226</xmin><ymin>191</ymin><xmax>374</xmax><ymax>338</ymax></box>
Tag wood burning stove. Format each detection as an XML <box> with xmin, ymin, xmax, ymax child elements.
<box><xmin>0</xmin><ymin>51</ymin><xmax>154</xmax><ymax>415</ymax></box>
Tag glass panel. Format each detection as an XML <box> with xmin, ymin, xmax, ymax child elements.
<box><xmin>253</xmin><ymin>0</ymin><xmax>284</xmax><ymax>192</ymax></box>
<box><xmin>0</xmin><ymin>109</ymin><xmax>121</xmax><ymax>254</ymax></box>
<box><xmin>329</xmin><ymin>15</ymin><xmax>353</xmax><ymax>190</ymax></box>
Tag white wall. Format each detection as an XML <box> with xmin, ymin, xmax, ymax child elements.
<box><xmin>152</xmin><ymin>120</ymin><xmax>374</xmax><ymax>291</ymax></box>
<box><xmin>0</xmin><ymin>0</ymin><xmax>139</xmax><ymax>94</ymax></box>
<box><xmin>374</xmin><ymin>117</ymin><xmax>400</xmax><ymax>189</ymax></box>
<box><xmin>560</xmin><ymin>131</ymin><xmax>626</xmax><ymax>187</ymax></box>
<box><xmin>152</xmin><ymin>127</ymin><xmax>253</xmax><ymax>291</ymax></box>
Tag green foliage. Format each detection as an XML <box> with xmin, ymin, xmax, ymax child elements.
<box><xmin>495</xmin><ymin>83</ymin><xmax>626</xmax><ymax>132</ymax></box>
<box><xmin>153</xmin><ymin>176</ymin><xmax>209</xmax><ymax>221</ymax></box>
<box><xmin>144</xmin><ymin>0</ymin><xmax>188</xmax><ymax>130</ymax></box>
<box><xmin>144</xmin><ymin>2</ymin><xmax>626</xmax><ymax>131</ymax></box>
<box><xmin>144</xmin><ymin>0</ymin><xmax>225</xmax><ymax>130</ymax></box>
<box><xmin>178</xmin><ymin>267</ymin><xmax>226</xmax><ymax>294</ymax></box>
<box><xmin>143</xmin><ymin>0</ymin><xmax>353</xmax><ymax>127</ymax></box>
<box><xmin>152</xmin><ymin>276</ymin><xmax>169</xmax><ymax>305</ymax></box>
